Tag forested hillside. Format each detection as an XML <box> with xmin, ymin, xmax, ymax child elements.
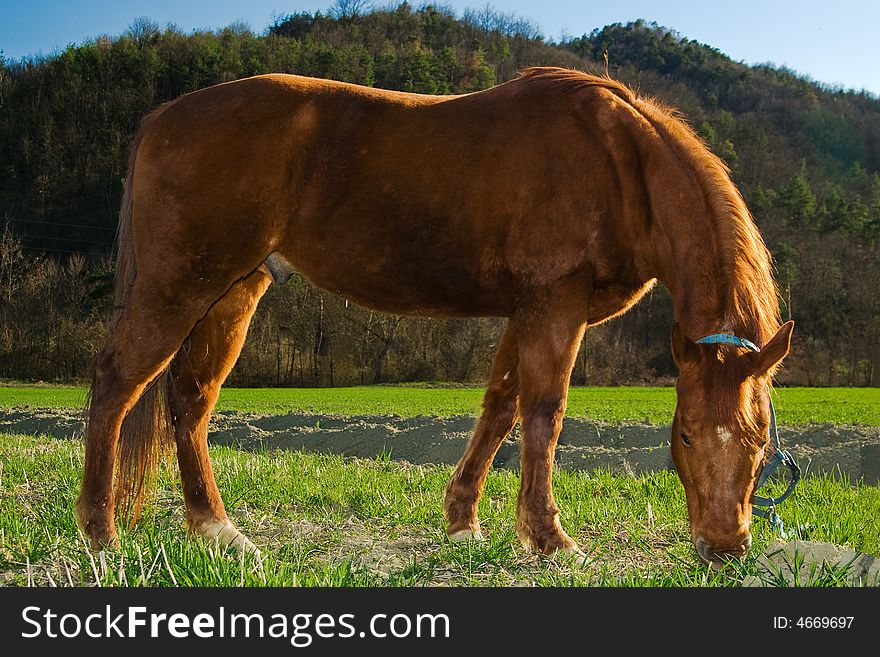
<box><xmin>1</xmin><ymin>3</ymin><xmax>878</xmax><ymax>385</ymax></box>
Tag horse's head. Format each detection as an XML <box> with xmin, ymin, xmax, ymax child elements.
<box><xmin>669</xmin><ymin>321</ymin><xmax>794</xmax><ymax>566</ymax></box>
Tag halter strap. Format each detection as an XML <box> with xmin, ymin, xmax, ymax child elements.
<box><xmin>695</xmin><ymin>333</ymin><xmax>801</xmax><ymax>535</ymax></box>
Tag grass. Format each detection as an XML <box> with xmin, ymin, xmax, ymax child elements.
<box><xmin>1</xmin><ymin>431</ymin><xmax>878</xmax><ymax>587</ymax></box>
<box><xmin>1</xmin><ymin>383</ymin><xmax>877</xmax><ymax>587</ymax></box>
<box><xmin>0</xmin><ymin>384</ymin><xmax>878</xmax><ymax>425</ymax></box>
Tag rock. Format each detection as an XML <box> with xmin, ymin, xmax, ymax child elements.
<box><xmin>742</xmin><ymin>539</ymin><xmax>879</xmax><ymax>586</ymax></box>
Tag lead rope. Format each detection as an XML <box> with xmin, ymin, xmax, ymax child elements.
<box><xmin>695</xmin><ymin>333</ymin><xmax>801</xmax><ymax>537</ymax></box>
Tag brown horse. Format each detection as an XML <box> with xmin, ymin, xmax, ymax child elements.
<box><xmin>75</xmin><ymin>67</ymin><xmax>794</xmax><ymax>565</ymax></box>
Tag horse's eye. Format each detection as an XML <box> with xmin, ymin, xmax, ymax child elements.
<box><xmin>680</xmin><ymin>432</ymin><xmax>692</xmax><ymax>447</ymax></box>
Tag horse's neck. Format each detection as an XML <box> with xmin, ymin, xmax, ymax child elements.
<box><xmin>663</xmin><ymin>241</ymin><xmax>735</xmax><ymax>340</ymax></box>
<box><xmin>627</xmin><ymin>104</ymin><xmax>774</xmax><ymax>345</ymax></box>
<box><xmin>649</xmin><ymin>194</ymin><xmax>751</xmax><ymax>343</ymax></box>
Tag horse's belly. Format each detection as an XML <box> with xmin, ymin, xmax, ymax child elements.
<box><xmin>276</xmin><ymin>251</ymin><xmax>514</xmax><ymax>318</ymax></box>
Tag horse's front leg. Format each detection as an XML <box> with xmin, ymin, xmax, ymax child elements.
<box><xmin>514</xmin><ymin>286</ymin><xmax>588</xmax><ymax>556</ymax></box>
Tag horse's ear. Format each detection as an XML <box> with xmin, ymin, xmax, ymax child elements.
<box><xmin>671</xmin><ymin>323</ymin><xmax>699</xmax><ymax>368</ymax></box>
<box><xmin>748</xmin><ymin>320</ymin><xmax>794</xmax><ymax>378</ymax></box>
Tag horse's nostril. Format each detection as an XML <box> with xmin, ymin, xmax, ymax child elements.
<box><xmin>694</xmin><ymin>536</ymin><xmax>712</xmax><ymax>563</ymax></box>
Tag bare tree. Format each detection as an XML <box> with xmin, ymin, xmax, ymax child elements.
<box><xmin>329</xmin><ymin>0</ymin><xmax>373</xmax><ymax>20</ymax></box>
<box><xmin>125</xmin><ymin>17</ymin><xmax>160</xmax><ymax>44</ymax></box>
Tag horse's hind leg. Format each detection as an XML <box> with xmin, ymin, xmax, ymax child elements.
<box><xmin>75</xmin><ymin>283</ymin><xmax>225</xmax><ymax>549</ymax></box>
<box><xmin>444</xmin><ymin>321</ymin><xmax>519</xmax><ymax>541</ymax></box>
<box><xmin>168</xmin><ymin>270</ymin><xmax>270</xmax><ymax>552</ymax></box>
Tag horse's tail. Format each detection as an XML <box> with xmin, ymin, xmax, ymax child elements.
<box><xmin>108</xmin><ymin>106</ymin><xmax>178</xmax><ymax>525</ymax></box>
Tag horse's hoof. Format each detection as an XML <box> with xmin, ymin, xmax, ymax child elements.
<box><xmin>516</xmin><ymin>517</ymin><xmax>578</xmax><ymax>557</ymax></box>
<box><xmin>74</xmin><ymin>504</ymin><xmax>119</xmax><ymax>551</ymax></box>
<box><xmin>519</xmin><ymin>536</ymin><xmax>579</xmax><ymax>556</ymax></box>
<box><xmin>83</xmin><ymin>532</ymin><xmax>120</xmax><ymax>552</ymax></box>
<box><xmin>195</xmin><ymin>519</ymin><xmax>260</xmax><ymax>556</ymax></box>
<box><xmin>554</xmin><ymin>543</ymin><xmax>587</xmax><ymax>561</ymax></box>
<box><xmin>448</xmin><ymin>528</ymin><xmax>484</xmax><ymax>543</ymax></box>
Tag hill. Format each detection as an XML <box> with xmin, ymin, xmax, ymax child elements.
<box><xmin>0</xmin><ymin>4</ymin><xmax>878</xmax><ymax>385</ymax></box>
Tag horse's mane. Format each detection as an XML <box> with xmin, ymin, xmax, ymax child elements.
<box><xmin>519</xmin><ymin>67</ymin><xmax>782</xmax><ymax>348</ymax></box>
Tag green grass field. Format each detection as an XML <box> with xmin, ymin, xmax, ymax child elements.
<box><xmin>1</xmin><ymin>384</ymin><xmax>878</xmax><ymax>425</ymax></box>
<box><xmin>0</xmin><ymin>384</ymin><xmax>878</xmax><ymax>587</ymax></box>
<box><xmin>2</xmin><ymin>433</ymin><xmax>878</xmax><ymax>587</ymax></box>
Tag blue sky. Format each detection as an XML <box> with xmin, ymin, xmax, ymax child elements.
<box><xmin>2</xmin><ymin>1</ymin><xmax>878</xmax><ymax>95</ymax></box>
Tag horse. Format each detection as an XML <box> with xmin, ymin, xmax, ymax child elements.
<box><xmin>75</xmin><ymin>66</ymin><xmax>794</xmax><ymax>566</ymax></box>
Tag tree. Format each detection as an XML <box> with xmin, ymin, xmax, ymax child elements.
<box><xmin>780</xmin><ymin>166</ymin><xmax>817</xmax><ymax>230</ymax></box>
<box><xmin>330</xmin><ymin>0</ymin><xmax>373</xmax><ymax>20</ymax></box>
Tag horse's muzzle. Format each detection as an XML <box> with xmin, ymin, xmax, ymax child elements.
<box><xmin>694</xmin><ymin>535</ymin><xmax>752</xmax><ymax>566</ymax></box>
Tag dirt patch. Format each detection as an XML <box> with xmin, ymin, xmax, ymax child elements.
<box><xmin>1</xmin><ymin>408</ymin><xmax>877</xmax><ymax>484</ymax></box>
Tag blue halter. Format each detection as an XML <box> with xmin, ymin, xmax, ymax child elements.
<box><xmin>695</xmin><ymin>333</ymin><xmax>801</xmax><ymax>535</ymax></box>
